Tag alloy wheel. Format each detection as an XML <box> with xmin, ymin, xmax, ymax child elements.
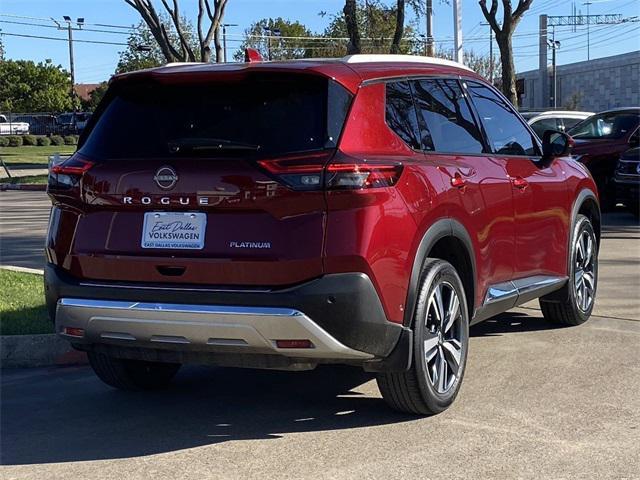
<box><xmin>424</xmin><ymin>281</ymin><xmax>464</xmax><ymax>394</ymax></box>
<box><xmin>574</xmin><ymin>229</ymin><xmax>596</xmax><ymax>313</ymax></box>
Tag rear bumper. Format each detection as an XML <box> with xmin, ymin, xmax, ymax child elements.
<box><xmin>45</xmin><ymin>264</ymin><xmax>409</xmax><ymax>365</ymax></box>
<box><xmin>56</xmin><ymin>298</ymin><xmax>372</xmax><ymax>360</ymax></box>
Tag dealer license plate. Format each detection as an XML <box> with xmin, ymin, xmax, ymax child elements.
<box><xmin>141</xmin><ymin>212</ymin><xmax>206</xmax><ymax>250</ymax></box>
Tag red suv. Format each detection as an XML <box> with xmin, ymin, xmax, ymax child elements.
<box><xmin>45</xmin><ymin>55</ymin><xmax>600</xmax><ymax>415</ymax></box>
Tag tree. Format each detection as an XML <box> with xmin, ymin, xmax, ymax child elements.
<box><xmin>124</xmin><ymin>0</ymin><xmax>230</xmax><ymax>63</ymax></box>
<box><xmin>116</xmin><ymin>18</ymin><xmax>198</xmax><ymax>73</ymax></box>
<box><xmin>327</xmin><ymin>1</ymin><xmax>419</xmax><ymax>56</ymax></box>
<box><xmin>390</xmin><ymin>0</ymin><xmax>405</xmax><ymax>54</ymax></box>
<box><xmin>81</xmin><ymin>82</ymin><xmax>109</xmax><ymax>111</ymax></box>
<box><xmin>479</xmin><ymin>0</ymin><xmax>534</xmax><ymax>106</ymax></box>
<box><xmin>344</xmin><ymin>0</ymin><xmax>361</xmax><ymax>54</ymax></box>
<box><xmin>234</xmin><ymin>18</ymin><xmax>314</xmax><ymax>61</ymax></box>
<box><xmin>436</xmin><ymin>49</ymin><xmax>501</xmax><ymax>82</ymax></box>
<box><xmin>0</xmin><ymin>60</ymin><xmax>74</xmax><ymax>112</ymax></box>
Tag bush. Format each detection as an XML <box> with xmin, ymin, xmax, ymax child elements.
<box><xmin>36</xmin><ymin>136</ymin><xmax>51</xmax><ymax>146</ymax></box>
<box><xmin>50</xmin><ymin>135</ymin><xmax>64</xmax><ymax>146</ymax></box>
<box><xmin>22</xmin><ymin>135</ymin><xmax>38</xmax><ymax>146</ymax></box>
<box><xmin>0</xmin><ymin>137</ymin><xmax>9</xmax><ymax>147</ymax></box>
<box><xmin>63</xmin><ymin>135</ymin><xmax>77</xmax><ymax>145</ymax></box>
<box><xmin>7</xmin><ymin>135</ymin><xmax>23</xmax><ymax>147</ymax></box>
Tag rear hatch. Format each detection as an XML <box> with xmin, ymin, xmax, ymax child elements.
<box><xmin>48</xmin><ymin>71</ymin><xmax>353</xmax><ymax>286</ymax></box>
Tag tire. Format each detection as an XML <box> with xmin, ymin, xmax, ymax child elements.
<box><xmin>88</xmin><ymin>351</ymin><xmax>181</xmax><ymax>391</ymax></box>
<box><xmin>376</xmin><ymin>258</ymin><xmax>469</xmax><ymax>415</ymax></box>
<box><xmin>540</xmin><ymin>214</ymin><xmax>598</xmax><ymax>326</ymax></box>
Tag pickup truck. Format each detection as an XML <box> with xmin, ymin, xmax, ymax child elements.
<box><xmin>0</xmin><ymin>115</ymin><xmax>30</xmax><ymax>135</ymax></box>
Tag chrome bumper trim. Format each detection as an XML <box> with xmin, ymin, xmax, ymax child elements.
<box><xmin>56</xmin><ymin>298</ymin><xmax>373</xmax><ymax>360</ymax></box>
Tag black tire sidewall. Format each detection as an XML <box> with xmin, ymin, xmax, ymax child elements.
<box><xmin>412</xmin><ymin>260</ymin><xmax>470</xmax><ymax>412</ymax></box>
<box><xmin>568</xmin><ymin>215</ymin><xmax>598</xmax><ymax>321</ymax></box>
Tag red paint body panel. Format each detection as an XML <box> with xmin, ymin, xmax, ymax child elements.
<box><xmin>47</xmin><ymin>58</ymin><xmax>597</xmax><ymax>329</ymax></box>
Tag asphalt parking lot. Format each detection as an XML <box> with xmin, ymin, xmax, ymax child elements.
<box><xmin>1</xmin><ymin>191</ymin><xmax>639</xmax><ymax>479</ymax></box>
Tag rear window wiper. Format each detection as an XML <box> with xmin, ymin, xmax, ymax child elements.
<box><xmin>168</xmin><ymin>137</ymin><xmax>261</xmax><ymax>153</ymax></box>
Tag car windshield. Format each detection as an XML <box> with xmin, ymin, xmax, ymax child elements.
<box><xmin>568</xmin><ymin>112</ymin><xmax>639</xmax><ymax>139</ymax></box>
<box><xmin>58</xmin><ymin>114</ymin><xmax>73</xmax><ymax>124</ymax></box>
<box><xmin>79</xmin><ymin>73</ymin><xmax>352</xmax><ymax>160</ymax></box>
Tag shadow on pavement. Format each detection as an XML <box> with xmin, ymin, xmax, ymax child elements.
<box><xmin>470</xmin><ymin>311</ymin><xmax>563</xmax><ymax>337</ymax></box>
<box><xmin>0</xmin><ymin>364</ymin><xmax>414</xmax><ymax>466</ymax></box>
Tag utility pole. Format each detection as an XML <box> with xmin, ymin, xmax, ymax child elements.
<box><xmin>426</xmin><ymin>0</ymin><xmax>434</xmax><ymax>56</ymax></box>
<box><xmin>221</xmin><ymin>23</ymin><xmax>238</xmax><ymax>62</ymax></box>
<box><xmin>583</xmin><ymin>1</ymin><xmax>592</xmax><ymax>60</ymax></box>
<box><xmin>53</xmin><ymin>16</ymin><xmax>84</xmax><ymax>109</ymax></box>
<box><xmin>548</xmin><ymin>31</ymin><xmax>561</xmax><ymax>108</ymax></box>
<box><xmin>453</xmin><ymin>0</ymin><xmax>463</xmax><ymax>63</ymax></box>
<box><xmin>481</xmin><ymin>22</ymin><xmax>494</xmax><ymax>83</ymax></box>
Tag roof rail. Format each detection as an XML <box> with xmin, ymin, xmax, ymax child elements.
<box><xmin>341</xmin><ymin>54</ymin><xmax>473</xmax><ymax>72</ymax></box>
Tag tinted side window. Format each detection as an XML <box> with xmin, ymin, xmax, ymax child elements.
<box><xmin>561</xmin><ymin>117</ymin><xmax>582</xmax><ymax>131</ymax></box>
<box><xmin>467</xmin><ymin>82</ymin><xmax>537</xmax><ymax>156</ymax></box>
<box><xmin>411</xmin><ymin>79</ymin><xmax>484</xmax><ymax>154</ymax></box>
<box><xmin>385</xmin><ymin>81</ymin><xmax>421</xmax><ymax>150</ymax></box>
<box><xmin>531</xmin><ymin>117</ymin><xmax>559</xmax><ymax>138</ymax></box>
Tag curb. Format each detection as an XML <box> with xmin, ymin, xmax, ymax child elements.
<box><xmin>0</xmin><ymin>265</ymin><xmax>44</xmax><ymax>275</ymax></box>
<box><xmin>0</xmin><ymin>183</ymin><xmax>47</xmax><ymax>191</ymax></box>
<box><xmin>1</xmin><ymin>333</ymin><xmax>87</xmax><ymax>368</ymax></box>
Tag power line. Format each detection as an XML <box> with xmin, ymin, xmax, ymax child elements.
<box><xmin>0</xmin><ymin>31</ymin><xmax>129</xmax><ymax>46</ymax></box>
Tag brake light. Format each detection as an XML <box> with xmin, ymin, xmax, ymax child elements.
<box><xmin>50</xmin><ymin>156</ymin><xmax>94</xmax><ymax>175</ymax></box>
<box><xmin>326</xmin><ymin>163</ymin><xmax>403</xmax><ymax>189</ymax></box>
<box><xmin>257</xmin><ymin>150</ymin><xmax>403</xmax><ymax>191</ymax></box>
<box><xmin>257</xmin><ymin>151</ymin><xmax>332</xmax><ymax>190</ymax></box>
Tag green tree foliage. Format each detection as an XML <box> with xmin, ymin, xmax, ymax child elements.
<box><xmin>81</xmin><ymin>81</ymin><xmax>109</xmax><ymax>111</ymax></box>
<box><xmin>0</xmin><ymin>60</ymin><xmax>73</xmax><ymax>113</ymax></box>
<box><xmin>116</xmin><ymin>18</ymin><xmax>199</xmax><ymax>73</ymax></box>
<box><xmin>322</xmin><ymin>0</ymin><xmax>419</xmax><ymax>57</ymax></box>
<box><xmin>234</xmin><ymin>18</ymin><xmax>314</xmax><ymax>61</ymax></box>
<box><xmin>434</xmin><ymin>49</ymin><xmax>501</xmax><ymax>82</ymax></box>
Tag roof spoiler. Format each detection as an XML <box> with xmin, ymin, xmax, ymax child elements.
<box><xmin>244</xmin><ymin>48</ymin><xmax>263</xmax><ymax>63</ymax></box>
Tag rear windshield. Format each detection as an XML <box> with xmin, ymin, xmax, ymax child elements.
<box><xmin>80</xmin><ymin>73</ymin><xmax>351</xmax><ymax>159</ymax></box>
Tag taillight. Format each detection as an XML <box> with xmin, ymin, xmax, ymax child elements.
<box><xmin>48</xmin><ymin>154</ymin><xmax>94</xmax><ymax>193</ymax></box>
<box><xmin>257</xmin><ymin>150</ymin><xmax>403</xmax><ymax>191</ymax></box>
<box><xmin>325</xmin><ymin>163</ymin><xmax>403</xmax><ymax>189</ymax></box>
<box><xmin>50</xmin><ymin>156</ymin><xmax>94</xmax><ymax>175</ymax></box>
<box><xmin>257</xmin><ymin>151</ymin><xmax>332</xmax><ymax>190</ymax></box>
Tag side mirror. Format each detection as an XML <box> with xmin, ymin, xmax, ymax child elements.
<box><xmin>542</xmin><ymin>130</ymin><xmax>573</xmax><ymax>159</ymax></box>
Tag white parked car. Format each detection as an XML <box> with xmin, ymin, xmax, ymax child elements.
<box><xmin>520</xmin><ymin>110</ymin><xmax>593</xmax><ymax>139</ymax></box>
<box><xmin>0</xmin><ymin>114</ymin><xmax>30</xmax><ymax>135</ymax></box>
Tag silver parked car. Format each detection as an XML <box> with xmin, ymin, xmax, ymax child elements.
<box><xmin>520</xmin><ymin>110</ymin><xmax>593</xmax><ymax>139</ymax></box>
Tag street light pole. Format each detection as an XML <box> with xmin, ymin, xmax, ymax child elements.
<box><xmin>583</xmin><ymin>1</ymin><xmax>592</xmax><ymax>60</ymax></box>
<box><xmin>55</xmin><ymin>16</ymin><xmax>84</xmax><ymax>109</ymax></box>
<box><xmin>221</xmin><ymin>23</ymin><xmax>238</xmax><ymax>63</ymax></box>
<box><xmin>66</xmin><ymin>21</ymin><xmax>75</xmax><ymax>102</ymax></box>
<box><xmin>548</xmin><ymin>31</ymin><xmax>561</xmax><ymax>108</ymax></box>
<box><xmin>453</xmin><ymin>0</ymin><xmax>463</xmax><ymax>63</ymax></box>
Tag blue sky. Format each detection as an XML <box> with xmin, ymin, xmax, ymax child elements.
<box><xmin>1</xmin><ymin>0</ymin><xmax>639</xmax><ymax>83</ymax></box>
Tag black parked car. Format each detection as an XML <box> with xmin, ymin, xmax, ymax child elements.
<box><xmin>12</xmin><ymin>115</ymin><xmax>61</xmax><ymax>136</ymax></box>
<box><xmin>614</xmin><ymin>147</ymin><xmax>640</xmax><ymax>218</ymax></box>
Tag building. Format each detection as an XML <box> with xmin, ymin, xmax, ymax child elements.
<box><xmin>73</xmin><ymin>83</ymin><xmax>101</xmax><ymax>102</ymax></box>
<box><xmin>517</xmin><ymin>50</ymin><xmax>640</xmax><ymax>111</ymax></box>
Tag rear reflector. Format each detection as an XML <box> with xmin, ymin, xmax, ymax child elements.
<box><xmin>275</xmin><ymin>339</ymin><xmax>314</xmax><ymax>349</ymax></box>
<box><xmin>63</xmin><ymin>327</ymin><xmax>85</xmax><ymax>337</ymax></box>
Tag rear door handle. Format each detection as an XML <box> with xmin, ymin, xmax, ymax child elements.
<box><xmin>512</xmin><ymin>177</ymin><xmax>528</xmax><ymax>190</ymax></box>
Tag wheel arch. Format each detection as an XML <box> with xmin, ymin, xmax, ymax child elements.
<box><xmin>574</xmin><ymin>189</ymin><xmax>601</xmax><ymax>247</ymax></box>
<box><xmin>404</xmin><ymin>219</ymin><xmax>476</xmax><ymax>327</ymax></box>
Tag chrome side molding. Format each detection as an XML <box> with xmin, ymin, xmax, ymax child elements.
<box><xmin>473</xmin><ymin>275</ymin><xmax>567</xmax><ymax>324</ymax></box>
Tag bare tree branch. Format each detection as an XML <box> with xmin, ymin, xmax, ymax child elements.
<box><xmin>124</xmin><ymin>0</ymin><xmax>228</xmax><ymax>63</ymax></box>
<box><xmin>477</xmin><ymin>0</ymin><xmax>533</xmax><ymax>106</ymax></box>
